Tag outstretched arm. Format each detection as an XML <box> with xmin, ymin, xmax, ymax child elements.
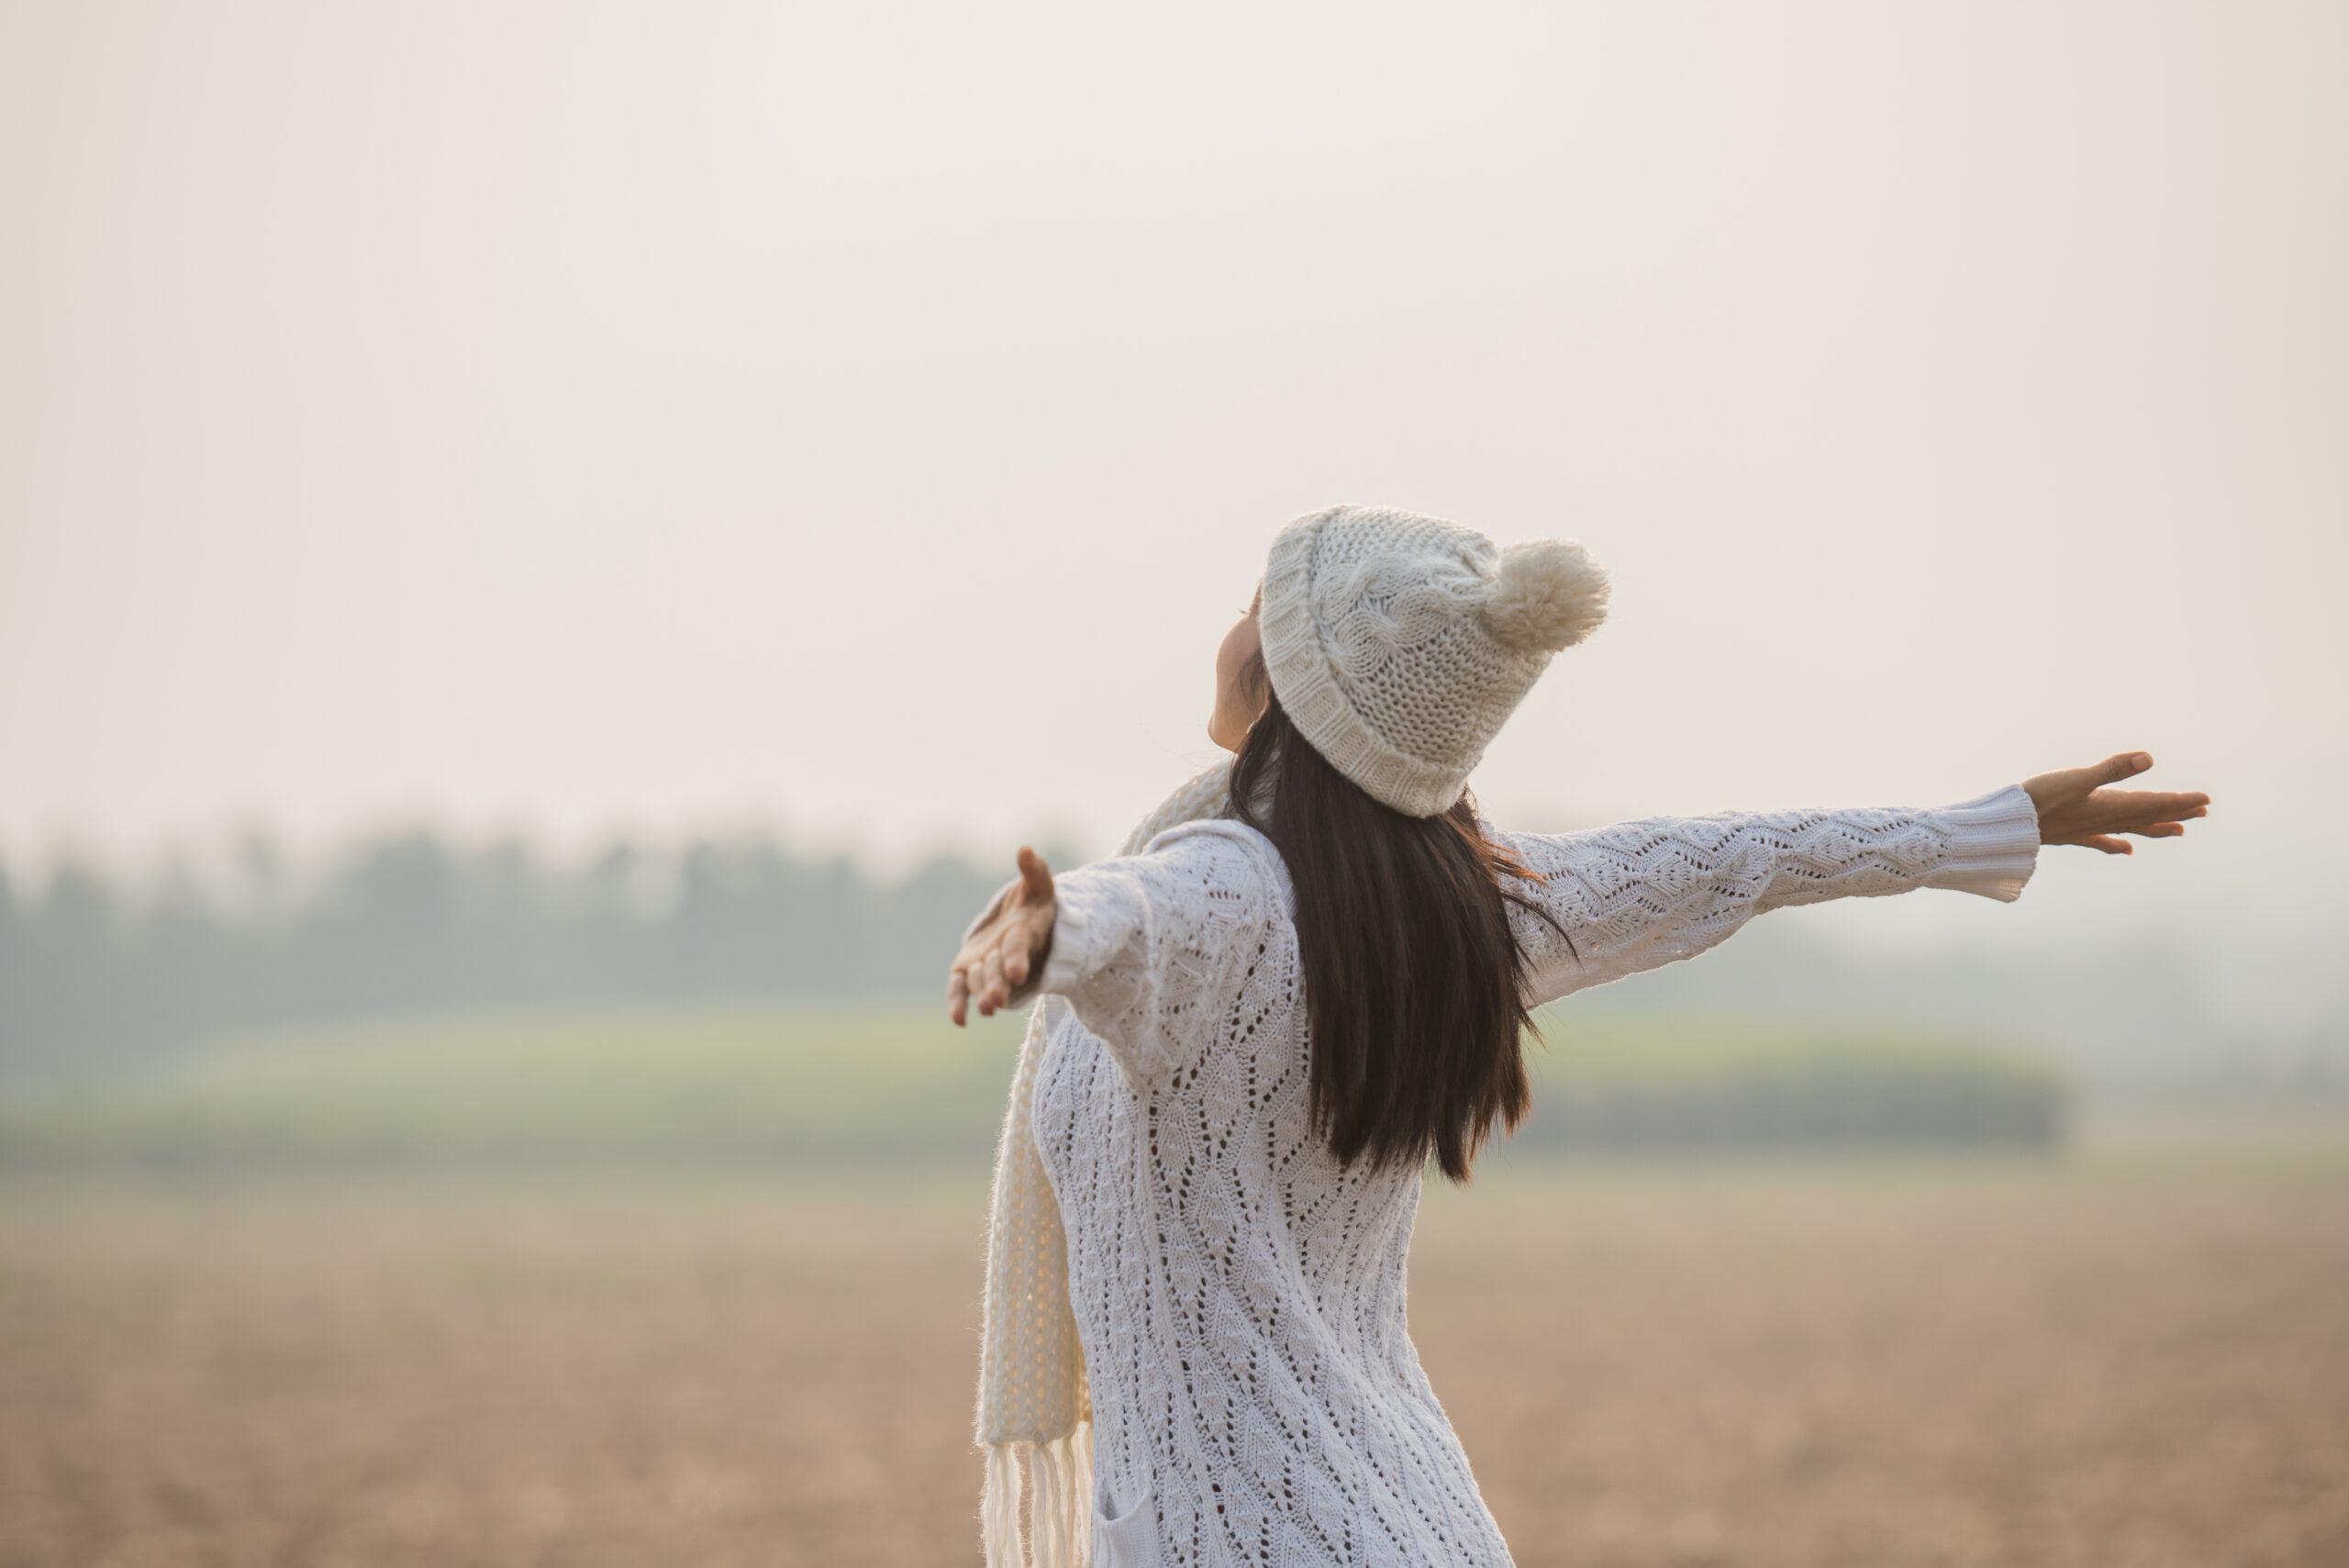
<box><xmin>948</xmin><ymin>827</ymin><xmax>1282</xmax><ymax>1086</ymax></box>
<box><xmin>1495</xmin><ymin>751</ymin><xmax>2208</xmax><ymax>1007</ymax></box>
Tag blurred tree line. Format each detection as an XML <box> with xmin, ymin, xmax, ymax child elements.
<box><xmin>0</xmin><ymin>831</ymin><xmax>1010</xmax><ymax>1080</ymax></box>
<box><xmin>5</xmin><ymin>828</ymin><xmax>2341</xmax><ymax>1101</ymax></box>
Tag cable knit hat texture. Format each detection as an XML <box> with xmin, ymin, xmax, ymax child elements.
<box><xmin>1259</xmin><ymin>505</ymin><xmax>1609</xmax><ymax>817</ymax></box>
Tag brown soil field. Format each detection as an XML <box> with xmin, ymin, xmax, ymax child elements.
<box><xmin>2</xmin><ymin>1118</ymin><xmax>2345</xmax><ymax>1568</ymax></box>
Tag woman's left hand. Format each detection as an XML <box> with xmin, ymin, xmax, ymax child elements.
<box><xmin>2023</xmin><ymin>752</ymin><xmax>2210</xmax><ymax>854</ymax></box>
<box><xmin>948</xmin><ymin>846</ymin><xmax>1057</xmax><ymax>1025</ymax></box>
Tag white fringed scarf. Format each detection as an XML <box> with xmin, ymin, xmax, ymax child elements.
<box><xmin>975</xmin><ymin>761</ymin><xmax>1236</xmax><ymax>1568</ymax></box>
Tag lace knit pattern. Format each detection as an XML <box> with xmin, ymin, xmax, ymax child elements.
<box><xmin>1030</xmin><ymin>788</ymin><xmax>2039</xmax><ymax>1568</ymax></box>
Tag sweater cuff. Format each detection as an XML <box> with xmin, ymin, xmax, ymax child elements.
<box><xmin>1926</xmin><ymin>784</ymin><xmax>2042</xmax><ymax>903</ymax></box>
<box><xmin>974</xmin><ymin>873</ymin><xmax>1094</xmax><ymax>1008</ymax></box>
<box><xmin>1033</xmin><ymin>878</ymin><xmax>1098</xmax><ymax>997</ymax></box>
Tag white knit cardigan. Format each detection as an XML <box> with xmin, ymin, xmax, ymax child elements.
<box><xmin>976</xmin><ymin>772</ymin><xmax>2042</xmax><ymax>1568</ymax></box>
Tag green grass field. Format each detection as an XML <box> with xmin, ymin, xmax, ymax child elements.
<box><xmin>0</xmin><ymin>1006</ymin><xmax>1028</xmax><ymax>1167</ymax></box>
<box><xmin>0</xmin><ymin>1002</ymin><xmax>2066</xmax><ymax>1167</ymax></box>
<box><xmin>1510</xmin><ymin>1011</ymin><xmax>2066</xmax><ymax>1153</ymax></box>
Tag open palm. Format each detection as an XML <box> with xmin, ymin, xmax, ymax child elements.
<box><xmin>2024</xmin><ymin>752</ymin><xmax>2210</xmax><ymax>854</ymax></box>
<box><xmin>947</xmin><ymin>846</ymin><xmax>1057</xmax><ymax>1026</ymax></box>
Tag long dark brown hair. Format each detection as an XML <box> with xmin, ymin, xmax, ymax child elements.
<box><xmin>1229</xmin><ymin>656</ymin><xmax>1569</xmax><ymax>1183</ymax></box>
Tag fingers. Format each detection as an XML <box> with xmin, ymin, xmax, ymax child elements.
<box><xmin>2063</xmin><ymin>815</ymin><xmax>2192</xmax><ymax>844</ymax></box>
<box><xmin>948</xmin><ymin>936</ymin><xmax>1021</xmax><ymax>1023</ymax></box>
<box><xmin>950</xmin><ymin>847</ymin><xmax>1061</xmax><ymax>1025</ymax></box>
<box><xmin>2035</xmin><ymin>753</ymin><xmax>2153</xmax><ymax>807</ymax></box>
<box><xmin>950</xmin><ymin>920</ymin><xmax>1048</xmax><ymax>1024</ymax></box>
<box><xmin>949</xmin><ymin>932</ymin><xmax>1009</xmax><ymax>1023</ymax></box>
<box><xmin>1008</xmin><ymin>848</ymin><xmax>1053</xmax><ymax>989</ymax></box>
<box><xmin>2116</xmin><ymin>792</ymin><xmax>2208</xmax><ymax>815</ymax></box>
<box><xmin>2032</xmin><ymin>756</ymin><xmax>2210</xmax><ymax>857</ymax></box>
<box><xmin>976</xmin><ymin>943</ymin><xmax>1007</xmax><ymax>1016</ymax></box>
<box><xmin>1017</xmin><ymin>845</ymin><xmax>1055</xmax><ymax>901</ymax></box>
<box><xmin>2084</xmin><ymin>790</ymin><xmax>2211</xmax><ymax>834</ymax></box>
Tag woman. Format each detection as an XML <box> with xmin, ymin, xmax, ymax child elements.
<box><xmin>949</xmin><ymin>506</ymin><xmax>2208</xmax><ymax>1568</ymax></box>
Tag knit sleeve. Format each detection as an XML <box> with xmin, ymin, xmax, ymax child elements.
<box><xmin>1491</xmin><ymin>785</ymin><xmax>2042</xmax><ymax>1007</ymax></box>
<box><xmin>1026</xmin><ymin>825</ymin><xmax>1281</xmax><ymax>1088</ymax></box>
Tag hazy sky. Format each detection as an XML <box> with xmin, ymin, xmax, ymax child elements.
<box><xmin>4</xmin><ymin>3</ymin><xmax>2343</xmax><ymax>941</ymax></box>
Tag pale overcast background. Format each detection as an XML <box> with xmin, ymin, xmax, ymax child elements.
<box><xmin>3</xmin><ymin>3</ymin><xmax>2343</xmax><ymax>973</ymax></box>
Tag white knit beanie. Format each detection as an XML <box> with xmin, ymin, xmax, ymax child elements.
<box><xmin>1258</xmin><ymin>505</ymin><xmax>1610</xmax><ymax>818</ymax></box>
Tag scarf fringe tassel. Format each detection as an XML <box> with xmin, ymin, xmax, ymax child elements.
<box><xmin>982</xmin><ymin>1424</ymin><xmax>1094</xmax><ymax>1568</ymax></box>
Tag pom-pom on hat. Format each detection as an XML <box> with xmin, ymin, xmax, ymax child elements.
<box><xmin>1257</xmin><ymin>505</ymin><xmax>1609</xmax><ymax>817</ymax></box>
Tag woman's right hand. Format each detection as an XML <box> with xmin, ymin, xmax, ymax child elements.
<box><xmin>948</xmin><ymin>846</ymin><xmax>1058</xmax><ymax>1025</ymax></box>
<box><xmin>2022</xmin><ymin>752</ymin><xmax>2210</xmax><ymax>854</ymax></box>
